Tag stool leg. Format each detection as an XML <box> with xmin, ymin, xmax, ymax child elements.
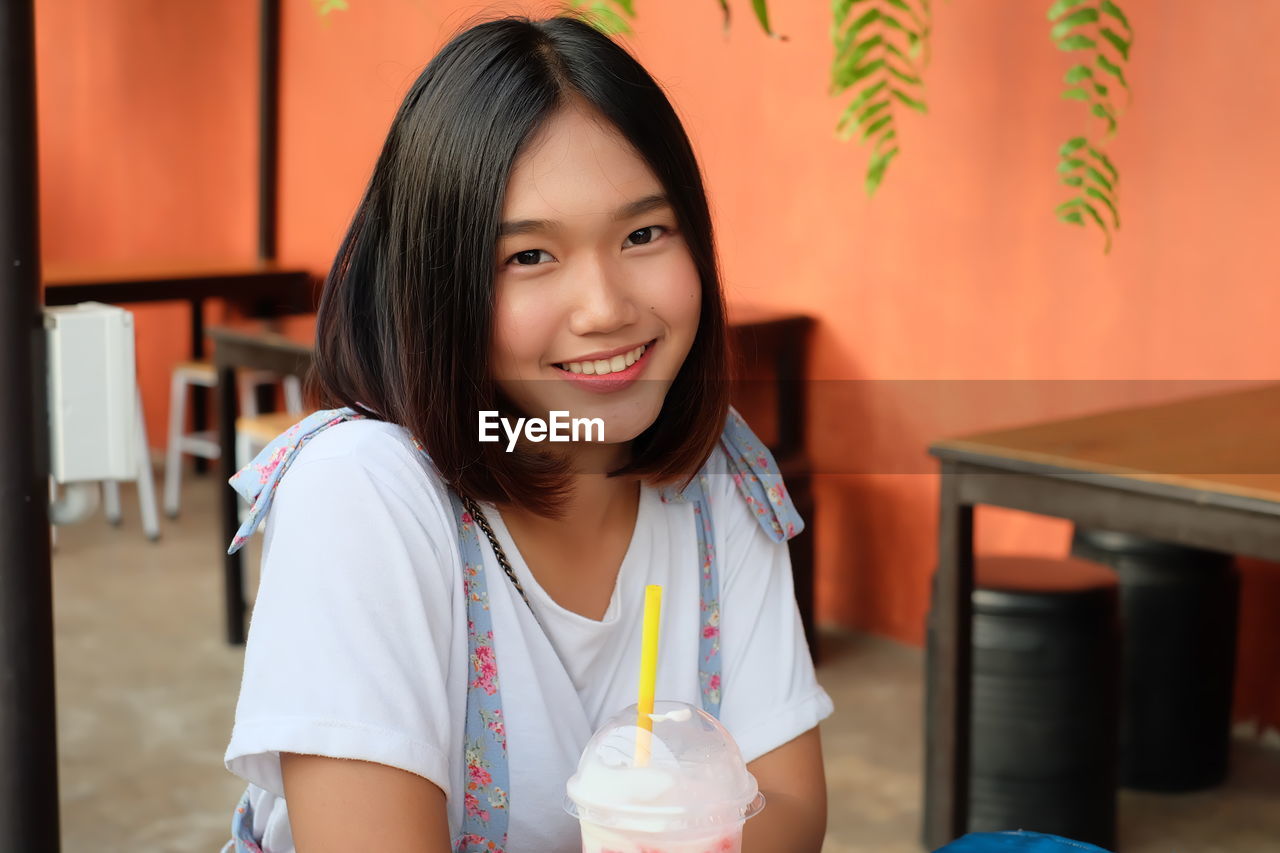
<box><xmin>163</xmin><ymin>369</ymin><xmax>188</xmax><ymax>518</ymax></box>
<box><xmin>239</xmin><ymin>373</ymin><xmax>259</xmax><ymax>419</ymax></box>
<box><xmin>283</xmin><ymin>375</ymin><xmax>304</xmax><ymax>415</ymax></box>
<box><xmin>135</xmin><ymin>388</ymin><xmax>161</xmax><ymax>542</ymax></box>
<box><xmin>102</xmin><ymin>480</ymin><xmax>122</xmax><ymax>525</ymax></box>
<box><xmin>235</xmin><ymin>430</ymin><xmax>252</xmax><ymax>526</ymax></box>
<box><xmin>49</xmin><ymin>478</ymin><xmax>59</xmax><ymax>551</ymax></box>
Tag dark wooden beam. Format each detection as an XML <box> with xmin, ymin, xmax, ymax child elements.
<box><xmin>0</xmin><ymin>0</ymin><xmax>61</xmax><ymax>845</ymax></box>
<box><xmin>259</xmin><ymin>0</ymin><xmax>280</xmax><ymax>261</ymax></box>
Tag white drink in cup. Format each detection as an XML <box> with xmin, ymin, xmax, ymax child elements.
<box><xmin>565</xmin><ymin>700</ymin><xmax>765</xmax><ymax>853</ymax></box>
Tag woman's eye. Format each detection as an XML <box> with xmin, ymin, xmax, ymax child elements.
<box><xmin>508</xmin><ymin>249</ymin><xmax>554</xmax><ymax>266</ymax></box>
<box><xmin>623</xmin><ymin>225</ymin><xmax>667</xmax><ymax>248</ymax></box>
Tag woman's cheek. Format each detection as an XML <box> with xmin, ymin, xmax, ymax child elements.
<box><xmin>490</xmin><ymin>283</ymin><xmax>545</xmax><ymax>381</ymax></box>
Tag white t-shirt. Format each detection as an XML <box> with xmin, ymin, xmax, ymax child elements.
<box><xmin>225</xmin><ymin>418</ymin><xmax>833</xmax><ymax>853</ymax></box>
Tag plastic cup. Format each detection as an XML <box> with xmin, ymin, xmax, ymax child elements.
<box><xmin>565</xmin><ymin>700</ymin><xmax>765</xmax><ymax>853</ymax></box>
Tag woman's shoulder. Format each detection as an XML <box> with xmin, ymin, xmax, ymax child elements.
<box><xmin>289</xmin><ymin>417</ymin><xmax>446</xmax><ymax>496</ymax></box>
<box><xmin>700</xmin><ymin>408</ymin><xmax>803</xmax><ymax>542</ymax></box>
<box><xmin>262</xmin><ymin>416</ymin><xmax>458</xmax><ymax>547</ymax></box>
<box><xmin>260</xmin><ymin>417</ymin><xmax>463</xmax><ymax>583</ymax></box>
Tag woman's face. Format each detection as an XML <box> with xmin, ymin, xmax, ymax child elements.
<box><xmin>490</xmin><ymin>102</ymin><xmax>701</xmax><ymax>456</ymax></box>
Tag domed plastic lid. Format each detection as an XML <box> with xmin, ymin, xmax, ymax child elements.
<box><xmin>564</xmin><ymin>700</ymin><xmax>765</xmax><ymax>833</ymax></box>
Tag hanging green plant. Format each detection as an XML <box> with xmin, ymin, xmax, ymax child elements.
<box><xmin>567</xmin><ymin>0</ymin><xmax>637</xmax><ymax>36</ymax></box>
<box><xmin>830</xmin><ymin>0</ymin><xmax>932</xmax><ymax>196</ymax></box>
<box><xmin>311</xmin><ymin>1</ymin><xmax>1135</xmax><ymax>253</ymax></box>
<box><xmin>312</xmin><ymin>0</ymin><xmax>349</xmax><ymax>15</ymax></box>
<box><xmin>1049</xmin><ymin>0</ymin><xmax>1132</xmax><ymax>252</ymax></box>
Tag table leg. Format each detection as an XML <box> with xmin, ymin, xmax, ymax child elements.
<box><xmin>218</xmin><ymin>361</ymin><xmax>246</xmax><ymax>645</ymax></box>
<box><xmin>923</xmin><ymin>461</ymin><xmax>975</xmax><ymax>849</ymax></box>
<box><xmin>191</xmin><ymin>296</ymin><xmax>210</xmax><ymax>474</ymax></box>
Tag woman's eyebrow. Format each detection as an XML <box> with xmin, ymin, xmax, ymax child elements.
<box><xmin>497</xmin><ymin>193</ymin><xmax>671</xmax><ymax>237</ymax></box>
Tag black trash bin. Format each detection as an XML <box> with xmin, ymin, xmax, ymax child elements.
<box><xmin>926</xmin><ymin>556</ymin><xmax>1120</xmax><ymax>851</ymax></box>
<box><xmin>1071</xmin><ymin>528</ymin><xmax>1238</xmax><ymax>792</ymax></box>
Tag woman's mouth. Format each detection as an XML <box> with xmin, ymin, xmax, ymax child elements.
<box><xmin>553</xmin><ymin>339</ymin><xmax>656</xmax><ymax>392</ymax></box>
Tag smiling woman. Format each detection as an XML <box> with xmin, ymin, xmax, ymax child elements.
<box><xmin>490</xmin><ymin>102</ymin><xmax>702</xmax><ymax>450</ymax></box>
<box><xmin>222</xmin><ymin>14</ymin><xmax>830</xmax><ymax>853</ymax></box>
<box><xmin>309</xmin><ymin>18</ymin><xmax>730</xmax><ymax>515</ymax></box>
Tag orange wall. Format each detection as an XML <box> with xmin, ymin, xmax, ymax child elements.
<box><xmin>36</xmin><ymin>0</ymin><xmax>259</xmax><ymax>442</ymax></box>
<box><xmin>36</xmin><ymin>0</ymin><xmax>1280</xmax><ymax>731</ymax></box>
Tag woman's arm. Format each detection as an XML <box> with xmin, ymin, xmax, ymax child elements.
<box><xmin>742</xmin><ymin>727</ymin><xmax>827</xmax><ymax>853</ymax></box>
<box><xmin>281</xmin><ymin>753</ymin><xmax>452</xmax><ymax>852</ymax></box>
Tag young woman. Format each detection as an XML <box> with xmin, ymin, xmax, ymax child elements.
<box><xmin>224</xmin><ymin>15</ymin><xmax>831</xmax><ymax>853</ymax></box>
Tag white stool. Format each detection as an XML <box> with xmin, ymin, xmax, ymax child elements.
<box><xmin>236</xmin><ymin>411</ymin><xmax>302</xmax><ymax>469</ymax></box>
<box><xmin>163</xmin><ymin>360</ymin><xmax>303</xmax><ymax>518</ymax></box>
<box><xmin>234</xmin><ymin>411</ymin><xmax>304</xmax><ymax>528</ymax></box>
<box><xmin>99</xmin><ymin>385</ymin><xmax>162</xmax><ymax>541</ymax></box>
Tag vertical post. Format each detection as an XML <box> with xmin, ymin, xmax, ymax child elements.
<box><xmin>219</xmin><ymin>356</ymin><xmax>247</xmax><ymax>645</ymax></box>
<box><xmin>258</xmin><ymin>0</ymin><xmax>280</xmax><ymax>263</ymax></box>
<box><xmin>0</xmin><ymin>0</ymin><xmax>61</xmax><ymax>846</ymax></box>
<box><xmin>923</xmin><ymin>461</ymin><xmax>974</xmax><ymax>849</ymax></box>
<box><xmin>191</xmin><ymin>296</ymin><xmax>209</xmax><ymax>474</ymax></box>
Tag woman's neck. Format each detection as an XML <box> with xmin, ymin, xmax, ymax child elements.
<box><xmin>497</xmin><ymin>440</ymin><xmax>639</xmax><ymax>539</ymax></box>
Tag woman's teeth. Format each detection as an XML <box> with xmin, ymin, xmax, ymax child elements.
<box><xmin>558</xmin><ymin>343</ymin><xmax>647</xmax><ymax>376</ymax></box>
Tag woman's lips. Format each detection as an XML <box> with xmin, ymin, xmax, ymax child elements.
<box><xmin>553</xmin><ymin>340</ymin><xmax>656</xmax><ymax>393</ymax></box>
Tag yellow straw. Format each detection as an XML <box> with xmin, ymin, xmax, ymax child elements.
<box><xmin>634</xmin><ymin>584</ymin><xmax>663</xmax><ymax>767</ymax></box>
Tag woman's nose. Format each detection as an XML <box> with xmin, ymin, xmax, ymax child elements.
<box><xmin>566</xmin><ymin>257</ymin><xmax>639</xmax><ymax>335</ymax></box>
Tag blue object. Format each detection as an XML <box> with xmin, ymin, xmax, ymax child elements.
<box><xmin>932</xmin><ymin>830</ymin><xmax>1113</xmax><ymax>852</ymax></box>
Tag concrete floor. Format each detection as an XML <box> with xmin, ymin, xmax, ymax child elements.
<box><xmin>49</xmin><ymin>474</ymin><xmax>1280</xmax><ymax>852</ymax></box>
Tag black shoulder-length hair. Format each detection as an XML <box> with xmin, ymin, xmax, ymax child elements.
<box><xmin>311</xmin><ymin>15</ymin><xmax>729</xmax><ymax>516</ymax></box>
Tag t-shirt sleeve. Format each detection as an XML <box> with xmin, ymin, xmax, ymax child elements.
<box><xmin>224</xmin><ymin>436</ymin><xmax>463</xmax><ymax>802</ymax></box>
<box><xmin>711</xmin><ymin>454</ymin><xmax>834</xmax><ymax>764</ymax></box>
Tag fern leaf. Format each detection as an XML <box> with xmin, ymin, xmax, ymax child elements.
<box><xmin>886</xmin><ymin>64</ymin><xmax>923</xmax><ymax>87</ymax></box>
<box><xmin>1048</xmin><ymin>0</ymin><xmax>1090</xmax><ymax>19</ymax></box>
<box><xmin>1085</xmin><ymin>186</ymin><xmax>1119</xmax><ymax>227</ymax></box>
<box><xmin>1096</xmin><ymin>54</ymin><xmax>1129</xmax><ymax>89</ymax></box>
<box><xmin>1086</xmin><ymin>145</ymin><xmax>1118</xmax><ymax>182</ymax></box>
<box><xmin>1050</xmin><ymin>8</ymin><xmax>1099</xmax><ymax>42</ymax></box>
<box><xmin>752</xmin><ymin>0</ymin><xmax>775</xmax><ymax>36</ymax></box>
<box><xmin>570</xmin><ymin>0</ymin><xmax>635</xmax><ymax>36</ymax></box>
<box><xmin>831</xmin><ymin>0</ymin><xmax>931</xmax><ymax>195</ymax></box>
<box><xmin>1098</xmin><ymin>27</ymin><xmax>1130</xmax><ymax>60</ymax></box>
<box><xmin>883</xmin><ymin>40</ymin><xmax>922</xmax><ymax>73</ymax></box>
<box><xmin>1059</xmin><ymin>198</ymin><xmax>1112</xmax><ymax>251</ymax></box>
<box><xmin>837</xmin><ymin>79</ymin><xmax>889</xmax><ymax>120</ymax></box>
<box><xmin>865</xmin><ymin>147</ymin><xmax>900</xmax><ymax>194</ymax></box>
<box><xmin>1099</xmin><ymin>0</ymin><xmax>1131</xmax><ymax>32</ymax></box>
<box><xmin>1056</xmin><ymin>33</ymin><xmax>1097</xmax><ymax>51</ymax></box>
<box><xmin>1051</xmin><ymin>2</ymin><xmax>1131</xmax><ymax>251</ymax></box>
<box><xmin>1059</xmin><ymin>136</ymin><xmax>1088</xmax><ymax>156</ymax></box>
<box><xmin>858</xmin><ymin>100</ymin><xmax>893</xmax><ymax>126</ymax></box>
<box><xmin>890</xmin><ymin>88</ymin><xmax>927</xmax><ymax>112</ymax></box>
<box><xmin>835</xmin><ymin>0</ymin><xmax>879</xmax><ymax>20</ymax></box>
<box><xmin>1083</xmin><ymin>165</ymin><xmax>1113</xmax><ymax>192</ymax></box>
<box><xmin>1064</xmin><ymin>64</ymin><xmax>1093</xmax><ymax>83</ymax></box>
<box><xmin>861</xmin><ymin>115</ymin><xmax>893</xmax><ymax>142</ymax></box>
<box><xmin>837</xmin><ymin>57</ymin><xmax>887</xmax><ymax>89</ymax></box>
<box><xmin>1090</xmin><ymin>101</ymin><xmax>1117</xmax><ymax>134</ymax></box>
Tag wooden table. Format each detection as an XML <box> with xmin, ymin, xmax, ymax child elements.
<box><xmin>211</xmin><ymin>326</ymin><xmax>315</xmax><ymax>645</ymax></box>
<box><xmin>45</xmin><ymin>260</ymin><xmax>315</xmax><ymax>471</ymax></box>
<box><xmin>213</xmin><ymin>308</ymin><xmax>818</xmax><ymax>647</ymax></box>
<box><xmin>923</xmin><ymin>382</ymin><xmax>1280</xmax><ymax>848</ymax></box>
<box><xmin>43</xmin><ymin>259</ymin><xmax>314</xmax><ymax>352</ymax></box>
